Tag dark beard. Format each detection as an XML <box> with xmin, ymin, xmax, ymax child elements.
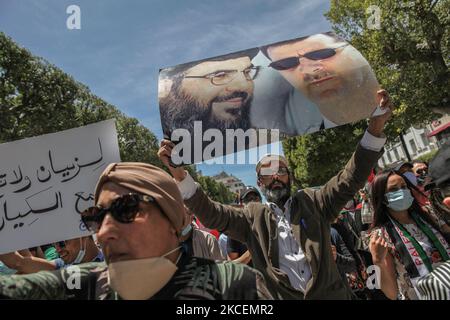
<box><xmin>209</xmin><ymin>91</ymin><xmax>252</xmax><ymax>131</ymax></box>
<box><xmin>261</xmin><ymin>179</ymin><xmax>291</xmax><ymax>207</ymax></box>
<box><xmin>160</xmin><ymin>85</ymin><xmax>252</xmax><ymax>135</ymax></box>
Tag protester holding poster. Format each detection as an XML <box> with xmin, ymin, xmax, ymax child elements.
<box><xmin>158</xmin><ymin>89</ymin><xmax>393</xmax><ymax>299</ymax></box>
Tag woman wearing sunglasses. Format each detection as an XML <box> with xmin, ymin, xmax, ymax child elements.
<box><xmin>261</xmin><ymin>32</ymin><xmax>380</xmax><ymax>131</ymax></box>
<box><xmin>368</xmin><ymin>170</ymin><xmax>450</xmax><ymax>300</ymax></box>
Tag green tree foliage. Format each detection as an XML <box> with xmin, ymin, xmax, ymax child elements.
<box><xmin>284</xmin><ymin>0</ymin><xmax>449</xmax><ymax>188</ymax></box>
<box><xmin>325</xmin><ymin>0</ymin><xmax>449</xmax><ymax>133</ymax></box>
<box><xmin>416</xmin><ymin>149</ymin><xmax>438</xmax><ymax>163</ymax></box>
<box><xmin>283</xmin><ymin>122</ymin><xmax>366</xmax><ymax>188</ymax></box>
<box><xmin>196</xmin><ymin>175</ymin><xmax>236</xmax><ymax>204</ymax></box>
<box><xmin>0</xmin><ymin>32</ymin><xmax>160</xmax><ymax>164</ymax></box>
<box><xmin>0</xmin><ymin>31</ymin><xmax>233</xmax><ymax>202</ymax></box>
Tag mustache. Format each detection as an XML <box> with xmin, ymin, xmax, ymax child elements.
<box><xmin>303</xmin><ymin>70</ymin><xmax>334</xmax><ymax>84</ymax></box>
<box><xmin>212</xmin><ymin>91</ymin><xmax>248</xmax><ymax>103</ymax></box>
<box><xmin>267</xmin><ymin>179</ymin><xmax>288</xmax><ymax>190</ymax></box>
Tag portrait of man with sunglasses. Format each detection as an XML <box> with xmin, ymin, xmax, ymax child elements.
<box><xmin>159</xmin><ymin>48</ymin><xmax>259</xmax><ymax>136</ymax></box>
<box><xmin>261</xmin><ymin>32</ymin><xmax>380</xmax><ymax>129</ymax></box>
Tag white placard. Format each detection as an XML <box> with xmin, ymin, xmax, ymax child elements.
<box><xmin>0</xmin><ymin>119</ymin><xmax>120</xmax><ymax>254</ymax></box>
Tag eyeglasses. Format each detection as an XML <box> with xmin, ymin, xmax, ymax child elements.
<box><xmin>258</xmin><ymin>167</ymin><xmax>289</xmax><ymax>181</ymax></box>
<box><xmin>269</xmin><ymin>44</ymin><xmax>349</xmax><ymax>71</ymax></box>
<box><xmin>184</xmin><ymin>66</ymin><xmax>260</xmax><ymax>86</ymax></box>
<box><xmin>416</xmin><ymin>169</ymin><xmax>428</xmax><ymax>175</ymax></box>
<box><xmin>80</xmin><ymin>193</ymin><xmax>155</xmax><ymax>232</ymax></box>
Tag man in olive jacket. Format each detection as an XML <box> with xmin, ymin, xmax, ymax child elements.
<box><xmin>159</xmin><ymin>90</ymin><xmax>393</xmax><ymax>299</ymax></box>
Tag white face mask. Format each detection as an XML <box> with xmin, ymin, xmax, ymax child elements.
<box><xmin>72</xmin><ymin>239</ymin><xmax>86</xmax><ymax>264</ymax></box>
<box><xmin>107</xmin><ymin>246</ymin><xmax>181</xmax><ymax>300</ymax></box>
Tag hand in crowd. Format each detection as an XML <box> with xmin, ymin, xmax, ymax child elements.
<box><xmin>369</xmin><ymin>232</ymin><xmax>390</xmax><ymax>265</ymax></box>
<box><xmin>367</xmin><ymin>89</ymin><xmax>394</xmax><ymax>138</ymax></box>
<box><xmin>158</xmin><ymin>139</ymin><xmax>186</xmax><ymax>182</ymax></box>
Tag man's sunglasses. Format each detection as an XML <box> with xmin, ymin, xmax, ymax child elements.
<box><xmin>80</xmin><ymin>193</ymin><xmax>155</xmax><ymax>232</ymax></box>
<box><xmin>269</xmin><ymin>43</ymin><xmax>348</xmax><ymax>71</ymax></box>
<box><xmin>416</xmin><ymin>169</ymin><xmax>428</xmax><ymax>175</ymax></box>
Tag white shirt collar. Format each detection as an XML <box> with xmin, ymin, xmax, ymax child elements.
<box><xmin>267</xmin><ymin>197</ymin><xmax>293</xmax><ymax>216</ymax></box>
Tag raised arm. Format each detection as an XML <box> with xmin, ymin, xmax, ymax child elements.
<box><xmin>309</xmin><ymin>90</ymin><xmax>393</xmax><ymax>223</ymax></box>
<box><xmin>158</xmin><ymin>140</ymin><xmax>251</xmax><ymax>243</ymax></box>
<box><xmin>0</xmin><ymin>251</ymin><xmax>56</xmax><ymax>274</ymax></box>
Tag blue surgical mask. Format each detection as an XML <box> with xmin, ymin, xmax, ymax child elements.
<box><xmin>385</xmin><ymin>188</ymin><xmax>414</xmax><ymax>211</ymax></box>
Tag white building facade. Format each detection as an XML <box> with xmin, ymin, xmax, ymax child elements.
<box><xmin>378</xmin><ymin>114</ymin><xmax>450</xmax><ymax>169</ymax></box>
<box><xmin>212</xmin><ymin>171</ymin><xmax>246</xmax><ymax>194</ymax></box>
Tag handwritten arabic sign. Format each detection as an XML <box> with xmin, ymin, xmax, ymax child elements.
<box><xmin>0</xmin><ymin>120</ymin><xmax>120</xmax><ymax>254</ymax></box>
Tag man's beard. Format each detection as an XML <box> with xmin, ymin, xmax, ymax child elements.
<box><xmin>261</xmin><ymin>179</ymin><xmax>291</xmax><ymax>206</ymax></box>
<box><xmin>160</xmin><ymin>86</ymin><xmax>252</xmax><ymax>134</ymax></box>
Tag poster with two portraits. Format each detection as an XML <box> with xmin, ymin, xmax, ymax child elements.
<box><xmin>158</xmin><ymin>32</ymin><xmax>382</xmax><ymax>165</ymax></box>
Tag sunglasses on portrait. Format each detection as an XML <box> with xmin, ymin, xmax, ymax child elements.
<box><xmin>268</xmin><ymin>43</ymin><xmax>349</xmax><ymax>71</ymax></box>
<box><xmin>80</xmin><ymin>193</ymin><xmax>155</xmax><ymax>232</ymax></box>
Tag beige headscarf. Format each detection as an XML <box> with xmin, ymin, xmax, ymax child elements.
<box><xmin>94</xmin><ymin>162</ymin><xmax>189</xmax><ymax>238</ymax></box>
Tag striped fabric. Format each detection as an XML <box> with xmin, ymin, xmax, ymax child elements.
<box><xmin>417</xmin><ymin>261</ymin><xmax>450</xmax><ymax>300</ymax></box>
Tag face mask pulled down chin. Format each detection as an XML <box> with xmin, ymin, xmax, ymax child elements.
<box><xmin>385</xmin><ymin>189</ymin><xmax>414</xmax><ymax>212</ymax></box>
<box><xmin>262</xmin><ymin>179</ymin><xmax>291</xmax><ymax>204</ymax></box>
<box><xmin>107</xmin><ymin>246</ymin><xmax>180</xmax><ymax>300</ymax></box>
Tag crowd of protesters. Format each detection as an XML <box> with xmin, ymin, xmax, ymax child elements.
<box><xmin>0</xmin><ymin>89</ymin><xmax>449</xmax><ymax>300</ymax></box>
